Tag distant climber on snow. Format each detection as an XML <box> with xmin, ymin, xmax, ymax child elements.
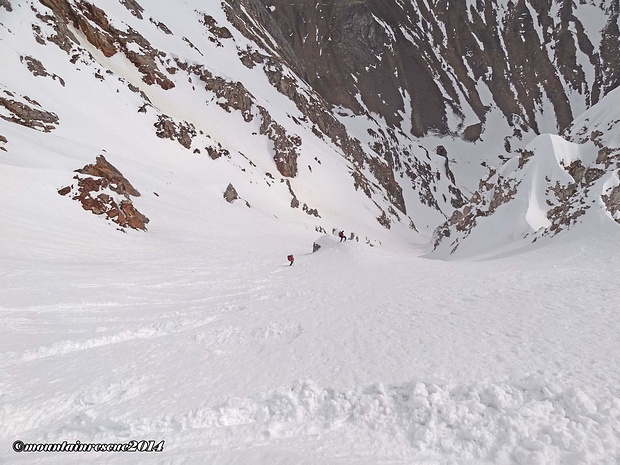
<box><xmin>287</xmin><ymin>254</ymin><xmax>295</xmax><ymax>266</ymax></box>
<box><xmin>339</xmin><ymin>230</ymin><xmax>347</xmax><ymax>242</ymax></box>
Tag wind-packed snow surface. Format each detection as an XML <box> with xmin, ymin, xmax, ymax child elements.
<box><xmin>2</xmin><ymin>178</ymin><xmax>620</xmax><ymax>464</ymax></box>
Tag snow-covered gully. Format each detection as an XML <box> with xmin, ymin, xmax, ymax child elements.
<box><xmin>2</xmin><ymin>224</ymin><xmax>619</xmax><ymax>464</ymax></box>
<box><xmin>2</xmin><ymin>0</ymin><xmax>620</xmax><ymax>463</ymax></box>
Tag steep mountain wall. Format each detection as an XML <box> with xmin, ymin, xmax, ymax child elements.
<box><xmin>256</xmin><ymin>0</ymin><xmax>619</xmax><ymax>144</ymax></box>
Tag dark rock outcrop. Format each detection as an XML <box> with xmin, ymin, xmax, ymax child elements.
<box><xmin>38</xmin><ymin>0</ymin><xmax>174</xmax><ymax>89</ymax></box>
<box><xmin>76</xmin><ymin>155</ymin><xmax>141</xmax><ymax>197</ymax></box>
<box><xmin>21</xmin><ymin>55</ymin><xmax>66</xmax><ymax>86</ymax></box>
<box><xmin>284</xmin><ymin>179</ymin><xmax>299</xmax><ymax>208</ymax></box>
<box><xmin>377</xmin><ymin>210</ymin><xmax>391</xmax><ymax>229</ymax></box>
<box><xmin>176</xmin><ymin>59</ymin><xmax>303</xmax><ymax>177</ymax></box>
<box><xmin>223</xmin><ymin>183</ymin><xmax>239</xmax><ymax>203</ymax></box>
<box><xmin>120</xmin><ymin>0</ymin><xmax>143</xmax><ymax>19</ymax></box>
<box><xmin>0</xmin><ymin>0</ymin><xmax>12</xmax><ymax>12</ymax></box>
<box><xmin>0</xmin><ymin>96</ymin><xmax>59</xmax><ymax>132</ymax></box>
<box><xmin>154</xmin><ymin>115</ymin><xmax>196</xmax><ymax>149</ymax></box>
<box><xmin>150</xmin><ymin>19</ymin><xmax>172</xmax><ymax>35</ymax></box>
<box><xmin>223</xmin><ymin>183</ymin><xmax>250</xmax><ymax>207</ymax></box>
<box><xmin>432</xmin><ymin>166</ymin><xmax>520</xmax><ymax>251</ymax></box>
<box><xmin>200</xmin><ymin>14</ymin><xmax>233</xmax><ymax>46</ymax></box>
<box><xmin>59</xmin><ymin>155</ymin><xmax>149</xmax><ymax>231</ymax></box>
<box><xmin>302</xmin><ymin>203</ymin><xmax>320</xmax><ymax>218</ymax></box>
<box><xmin>259</xmin><ymin>107</ymin><xmax>300</xmax><ymax>177</ymax></box>
<box><xmin>206</xmin><ymin>142</ymin><xmax>230</xmax><ymax>160</ymax></box>
<box><xmin>603</xmin><ymin>185</ymin><xmax>620</xmax><ymax>223</ymax></box>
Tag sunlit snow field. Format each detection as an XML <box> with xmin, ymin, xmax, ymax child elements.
<box><xmin>1</xmin><ymin>182</ymin><xmax>619</xmax><ymax>464</ymax></box>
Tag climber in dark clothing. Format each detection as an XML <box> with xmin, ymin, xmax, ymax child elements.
<box><xmin>339</xmin><ymin>230</ymin><xmax>347</xmax><ymax>242</ymax></box>
<box><xmin>287</xmin><ymin>254</ymin><xmax>295</xmax><ymax>266</ymax></box>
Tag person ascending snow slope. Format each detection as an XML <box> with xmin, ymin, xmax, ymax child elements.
<box><xmin>339</xmin><ymin>230</ymin><xmax>347</xmax><ymax>242</ymax></box>
<box><xmin>287</xmin><ymin>254</ymin><xmax>294</xmax><ymax>266</ymax></box>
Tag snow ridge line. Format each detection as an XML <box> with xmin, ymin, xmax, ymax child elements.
<box><xmin>132</xmin><ymin>378</ymin><xmax>620</xmax><ymax>464</ymax></box>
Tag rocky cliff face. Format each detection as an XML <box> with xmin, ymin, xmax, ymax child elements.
<box><xmin>255</xmin><ymin>0</ymin><xmax>619</xmax><ymax>142</ymax></box>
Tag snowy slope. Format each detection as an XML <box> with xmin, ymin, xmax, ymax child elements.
<box><xmin>567</xmin><ymin>85</ymin><xmax>620</xmax><ymax>151</ymax></box>
<box><xmin>0</xmin><ymin>0</ymin><xmax>439</xmax><ymax>247</ymax></box>
<box><xmin>1</xmin><ymin>1</ymin><xmax>620</xmax><ymax>464</ymax></box>
<box><xmin>431</xmin><ymin>83</ymin><xmax>620</xmax><ymax>260</ymax></box>
<box><xmin>1</xmin><ymin>186</ymin><xmax>620</xmax><ymax>464</ymax></box>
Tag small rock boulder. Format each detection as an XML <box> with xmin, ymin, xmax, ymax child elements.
<box><xmin>223</xmin><ymin>183</ymin><xmax>239</xmax><ymax>203</ymax></box>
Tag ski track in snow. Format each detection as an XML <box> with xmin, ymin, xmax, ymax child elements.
<box><xmin>1</xmin><ymin>231</ymin><xmax>620</xmax><ymax>464</ymax></box>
